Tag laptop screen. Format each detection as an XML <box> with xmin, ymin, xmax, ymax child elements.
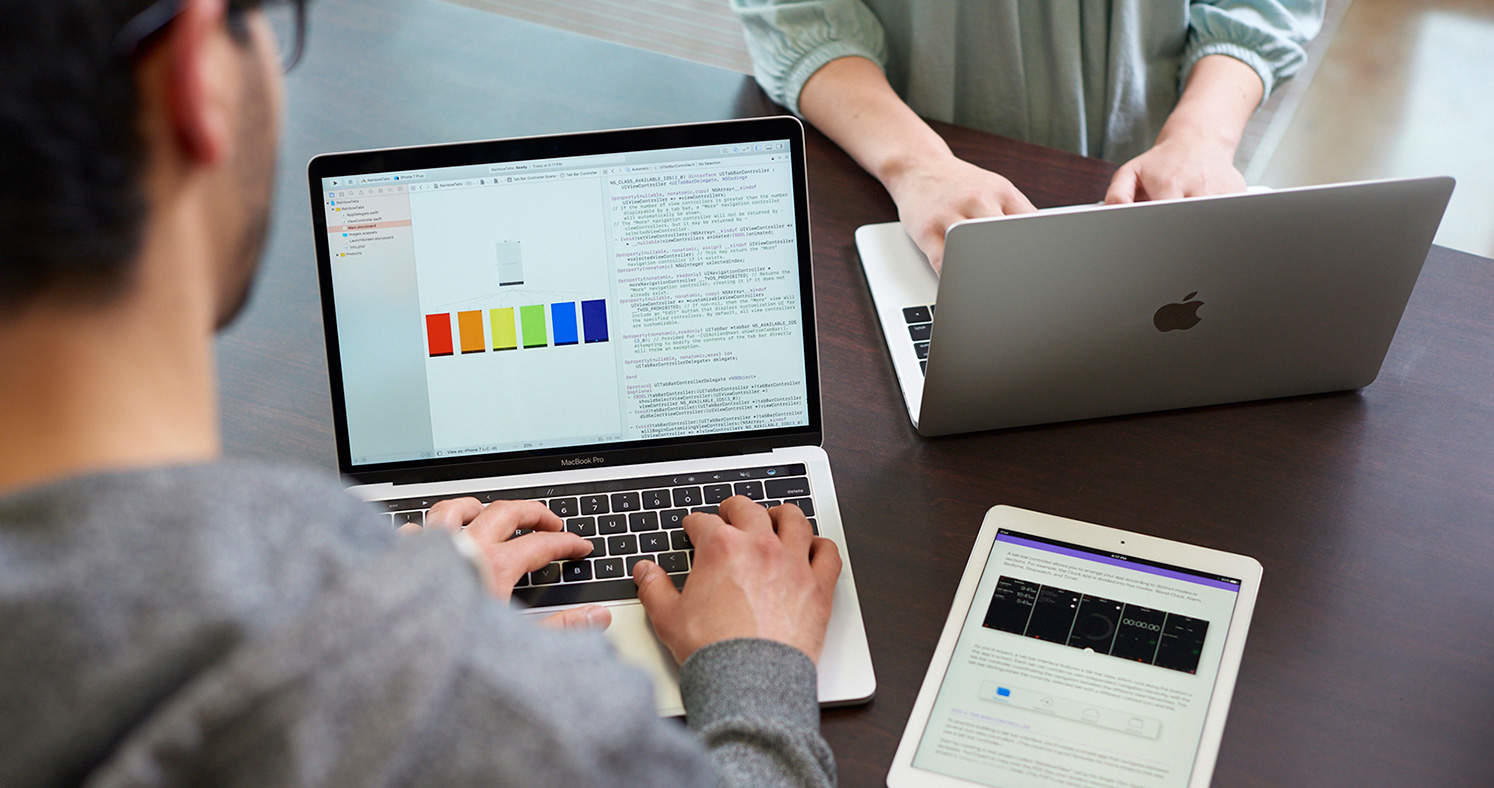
<box><xmin>312</xmin><ymin>121</ymin><xmax>816</xmax><ymax>476</ymax></box>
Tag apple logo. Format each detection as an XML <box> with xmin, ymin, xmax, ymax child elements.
<box><xmin>1153</xmin><ymin>291</ymin><xmax>1204</xmax><ymax>332</ymax></box>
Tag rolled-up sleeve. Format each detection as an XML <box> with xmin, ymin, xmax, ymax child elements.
<box><xmin>730</xmin><ymin>0</ymin><xmax>889</xmax><ymax>115</ymax></box>
<box><xmin>1183</xmin><ymin>0</ymin><xmax>1325</xmax><ymax>102</ymax></box>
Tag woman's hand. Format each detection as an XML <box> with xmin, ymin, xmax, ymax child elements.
<box><xmin>884</xmin><ymin>153</ymin><xmax>1037</xmax><ymax>272</ymax></box>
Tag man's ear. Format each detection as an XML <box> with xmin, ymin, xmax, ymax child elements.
<box><xmin>165</xmin><ymin>0</ymin><xmax>232</xmax><ymax>164</ymax></box>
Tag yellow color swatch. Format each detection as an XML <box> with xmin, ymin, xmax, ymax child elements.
<box><xmin>490</xmin><ymin>307</ymin><xmax>517</xmax><ymax>350</ymax></box>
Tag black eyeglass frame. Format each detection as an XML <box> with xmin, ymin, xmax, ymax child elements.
<box><xmin>113</xmin><ymin>0</ymin><xmax>308</xmax><ymax>72</ymax></box>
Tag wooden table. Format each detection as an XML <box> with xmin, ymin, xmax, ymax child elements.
<box><xmin>224</xmin><ymin>0</ymin><xmax>1494</xmax><ymax>784</ymax></box>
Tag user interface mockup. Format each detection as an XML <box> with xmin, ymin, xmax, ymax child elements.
<box><xmin>321</xmin><ymin>140</ymin><xmax>809</xmax><ymax>466</ymax></box>
<box><xmin>914</xmin><ymin>530</ymin><xmax>1243</xmax><ymax>787</ymax></box>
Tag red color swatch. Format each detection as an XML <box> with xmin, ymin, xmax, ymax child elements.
<box><xmin>425</xmin><ymin>313</ymin><xmax>453</xmax><ymax>357</ymax></box>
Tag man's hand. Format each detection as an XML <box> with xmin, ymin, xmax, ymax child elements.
<box><xmin>884</xmin><ymin>153</ymin><xmax>1038</xmax><ymax>273</ymax></box>
<box><xmin>400</xmin><ymin>498</ymin><xmax>611</xmax><ymax>631</ymax></box>
<box><xmin>631</xmin><ymin>496</ymin><xmax>841</xmax><ymax>664</ymax></box>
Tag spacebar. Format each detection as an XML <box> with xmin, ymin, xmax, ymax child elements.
<box><xmin>512</xmin><ymin>574</ymin><xmax>687</xmax><ymax>608</ymax></box>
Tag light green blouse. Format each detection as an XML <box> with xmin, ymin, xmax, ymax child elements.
<box><xmin>731</xmin><ymin>0</ymin><xmax>1323</xmax><ymax>163</ymax></box>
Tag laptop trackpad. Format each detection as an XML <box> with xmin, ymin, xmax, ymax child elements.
<box><xmin>602</xmin><ymin>602</ymin><xmax>685</xmax><ymax>715</ymax></box>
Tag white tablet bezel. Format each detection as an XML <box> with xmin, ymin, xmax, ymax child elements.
<box><xmin>887</xmin><ymin>505</ymin><xmax>1263</xmax><ymax>788</ymax></box>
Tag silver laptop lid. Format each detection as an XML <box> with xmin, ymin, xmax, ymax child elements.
<box><xmin>308</xmin><ymin>118</ymin><xmax>822</xmax><ymax>483</ymax></box>
<box><xmin>919</xmin><ymin>176</ymin><xmax>1455</xmax><ymax>435</ymax></box>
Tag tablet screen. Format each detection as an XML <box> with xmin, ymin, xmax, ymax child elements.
<box><xmin>913</xmin><ymin>529</ymin><xmax>1243</xmax><ymax>786</ymax></box>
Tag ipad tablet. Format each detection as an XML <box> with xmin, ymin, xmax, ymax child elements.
<box><xmin>887</xmin><ymin>506</ymin><xmax>1262</xmax><ymax>787</ymax></box>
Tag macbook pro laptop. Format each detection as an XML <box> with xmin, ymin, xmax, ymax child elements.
<box><xmin>855</xmin><ymin>177</ymin><xmax>1455</xmax><ymax>436</ymax></box>
<box><xmin>308</xmin><ymin>117</ymin><xmax>875</xmax><ymax>714</ymax></box>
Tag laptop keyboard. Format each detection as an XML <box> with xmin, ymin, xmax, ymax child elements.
<box><xmin>376</xmin><ymin>463</ymin><xmax>819</xmax><ymax>607</ymax></box>
<box><xmin>902</xmin><ymin>304</ymin><xmax>936</xmax><ymax>374</ymax></box>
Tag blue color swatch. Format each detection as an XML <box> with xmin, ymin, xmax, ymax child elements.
<box><xmin>582</xmin><ymin>299</ymin><xmax>609</xmax><ymax>343</ymax></box>
<box><xmin>551</xmin><ymin>302</ymin><xmax>579</xmax><ymax>345</ymax></box>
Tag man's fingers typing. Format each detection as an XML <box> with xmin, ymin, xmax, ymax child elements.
<box><xmin>632</xmin><ymin>561</ymin><xmax>682</xmax><ymax>635</ymax></box>
<box><xmin>467</xmin><ymin>500</ymin><xmax>563</xmax><ymax>544</ymax></box>
<box><xmin>809</xmin><ymin>537</ymin><xmax>843</xmax><ymax>593</ymax></box>
<box><xmin>718</xmin><ymin>495</ymin><xmax>772</xmax><ymax>534</ymax></box>
<box><xmin>488</xmin><ymin>531</ymin><xmax>593</xmax><ymax>587</ymax></box>
<box><xmin>424</xmin><ymin>497</ymin><xmax>483</xmax><ymax>531</ymax></box>
<box><xmin>769</xmin><ymin>503</ymin><xmax>814</xmax><ymax>554</ymax></box>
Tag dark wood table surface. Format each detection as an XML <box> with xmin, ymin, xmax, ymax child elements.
<box><xmin>222</xmin><ymin>0</ymin><xmax>1494</xmax><ymax>784</ymax></box>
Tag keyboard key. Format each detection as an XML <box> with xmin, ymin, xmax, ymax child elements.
<box><xmin>594</xmin><ymin>557</ymin><xmax>624</xmax><ymax>579</ymax></box>
<box><xmin>733</xmin><ymin>480</ymin><xmax>765</xmax><ymax>500</ymax></box>
<box><xmin>920</xmin><ymin>360</ymin><xmax>927</xmax><ymax>374</ymax></box>
<box><xmin>626</xmin><ymin>555</ymin><xmax>654</xmax><ymax>574</ymax></box>
<box><xmin>670</xmin><ymin>530</ymin><xmax>693</xmax><ymax>551</ymax></box>
<box><xmin>657</xmin><ymin>552</ymin><xmax>690</xmax><ymax>574</ymax></box>
<box><xmin>672</xmin><ymin>486</ymin><xmax>701</xmax><ymax>507</ymax></box>
<box><xmin>587</xmin><ymin>537</ymin><xmax>606</xmax><ymax>556</ymax></box>
<box><xmin>903</xmin><ymin>305</ymin><xmax>931</xmax><ymax>324</ymax></box>
<box><xmin>908</xmin><ymin>322</ymin><xmax>932</xmax><ymax>341</ymax></box>
<box><xmin>629</xmin><ymin>511</ymin><xmax>659</xmax><ymax>531</ymax></box>
<box><xmin>565</xmin><ymin>517</ymin><xmax>596</xmax><ymax>537</ymax></box>
<box><xmin>691</xmin><ymin>505</ymin><xmax>718</xmax><ymax>515</ymax></box>
<box><xmin>642</xmin><ymin>489</ymin><xmax>670</xmax><ymax>509</ymax></box>
<box><xmin>703</xmin><ymin>483</ymin><xmax>733</xmax><ymax>504</ymax></box>
<box><xmin>607</xmin><ymin>535</ymin><xmax>638</xmax><ymax>555</ymax></box>
<box><xmin>393</xmin><ymin>510</ymin><xmax>423</xmax><ymax>527</ymax></box>
<box><xmin>914</xmin><ymin>341</ymin><xmax>930</xmax><ymax>360</ymax></box>
<box><xmin>809</xmin><ymin>518</ymin><xmax>818</xmax><ymax>535</ymax></box>
<box><xmin>761</xmin><ymin>499</ymin><xmax>781</xmax><ymax>508</ymax></box>
<box><xmin>662</xmin><ymin>508</ymin><xmax>688</xmax><ymax>529</ymax></box>
<box><xmin>549</xmin><ymin>497</ymin><xmax>578</xmax><ymax>517</ymax></box>
<box><xmin>531</xmin><ymin>563</ymin><xmax>563</xmax><ymax>585</ymax></box>
<box><xmin>580</xmin><ymin>495</ymin><xmax>609</xmax><ymax>515</ymax></box>
<box><xmin>598</xmin><ymin>514</ymin><xmax>627</xmax><ymax>535</ymax></box>
<box><xmin>786</xmin><ymin>497</ymin><xmax>816</xmax><ymax>516</ymax></box>
<box><xmin>765</xmin><ymin>477</ymin><xmax>811</xmax><ymax>499</ymax></box>
<box><xmin>514</xmin><ymin>572</ymin><xmax>530</xmax><ymax>587</ymax></box>
<box><xmin>562</xmin><ymin>560</ymin><xmax>592</xmax><ymax>583</ymax></box>
<box><xmin>928</xmin><ymin>304</ymin><xmax>936</xmax><ymax>315</ymax></box>
<box><xmin>610</xmin><ymin>492</ymin><xmax>641</xmax><ymax>512</ymax></box>
<box><xmin>639</xmin><ymin>532</ymin><xmax>670</xmax><ymax>553</ymax></box>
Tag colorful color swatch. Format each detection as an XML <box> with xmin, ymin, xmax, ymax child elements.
<box><xmin>425</xmin><ymin>313</ymin><xmax>453</xmax><ymax>357</ymax></box>
<box><xmin>551</xmin><ymin>302</ymin><xmax>579</xmax><ymax>346</ymax></box>
<box><xmin>582</xmin><ymin>299</ymin><xmax>609</xmax><ymax>343</ymax></box>
<box><xmin>457</xmin><ymin>310</ymin><xmax>485</xmax><ymax>354</ymax></box>
<box><xmin>520</xmin><ymin>304</ymin><xmax>547</xmax><ymax>348</ymax></box>
<box><xmin>490</xmin><ymin>307</ymin><xmax>517</xmax><ymax>350</ymax></box>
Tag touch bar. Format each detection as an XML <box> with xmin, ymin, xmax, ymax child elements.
<box><xmin>490</xmin><ymin>307</ymin><xmax>517</xmax><ymax>350</ymax></box>
<box><xmin>457</xmin><ymin>310</ymin><xmax>485</xmax><ymax>354</ymax></box>
<box><xmin>552</xmin><ymin>302</ymin><xmax>579</xmax><ymax>345</ymax></box>
<box><xmin>582</xmin><ymin>299</ymin><xmax>609</xmax><ymax>343</ymax></box>
<box><xmin>520</xmin><ymin>304</ymin><xmax>547</xmax><ymax>348</ymax></box>
<box><xmin>425</xmin><ymin>313</ymin><xmax>453</xmax><ymax>357</ymax></box>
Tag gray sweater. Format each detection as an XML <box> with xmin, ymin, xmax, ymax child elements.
<box><xmin>0</xmin><ymin>461</ymin><xmax>834</xmax><ymax>786</ymax></box>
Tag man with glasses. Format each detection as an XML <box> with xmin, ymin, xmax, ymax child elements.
<box><xmin>0</xmin><ymin>1</ymin><xmax>839</xmax><ymax>785</ymax></box>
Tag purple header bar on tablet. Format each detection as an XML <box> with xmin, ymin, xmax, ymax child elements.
<box><xmin>997</xmin><ymin>533</ymin><xmax>1241</xmax><ymax>591</ymax></box>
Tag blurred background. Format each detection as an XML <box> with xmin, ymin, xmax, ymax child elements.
<box><xmin>449</xmin><ymin>0</ymin><xmax>1494</xmax><ymax>258</ymax></box>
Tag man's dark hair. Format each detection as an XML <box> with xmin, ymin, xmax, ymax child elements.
<box><xmin>0</xmin><ymin>1</ymin><xmax>263</xmax><ymax>311</ymax></box>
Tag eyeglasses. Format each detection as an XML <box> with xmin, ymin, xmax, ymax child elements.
<box><xmin>114</xmin><ymin>0</ymin><xmax>309</xmax><ymax>73</ymax></box>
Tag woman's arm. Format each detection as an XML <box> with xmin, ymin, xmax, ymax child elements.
<box><xmin>1105</xmin><ymin>54</ymin><xmax>1259</xmax><ymax>203</ymax></box>
<box><xmin>799</xmin><ymin>56</ymin><xmax>1035</xmax><ymax>272</ymax></box>
<box><xmin>1106</xmin><ymin>0</ymin><xmax>1325</xmax><ymax>202</ymax></box>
